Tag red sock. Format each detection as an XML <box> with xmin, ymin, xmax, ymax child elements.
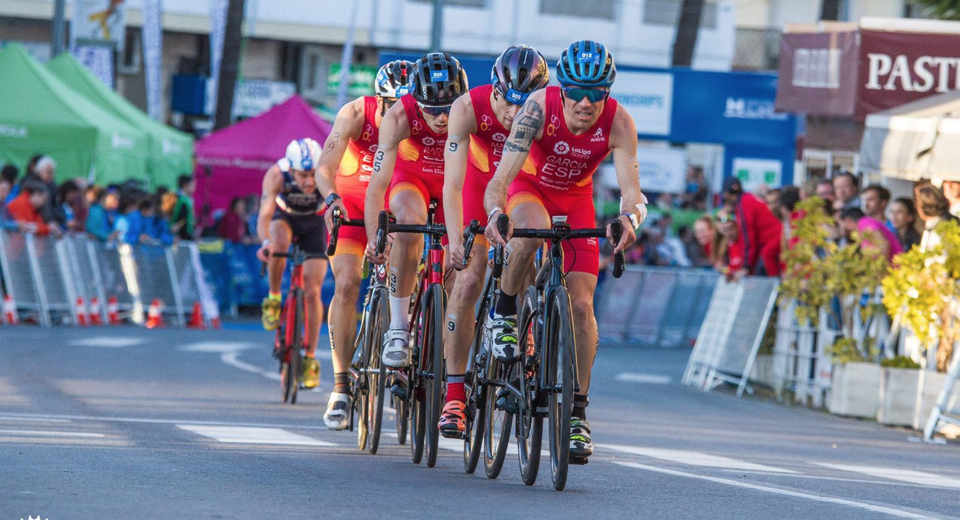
<box><xmin>446</xmin><ymin>381</ymin><xmax>466</xmax><ymax>403</ymax></box>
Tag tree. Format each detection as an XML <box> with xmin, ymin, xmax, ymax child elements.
<box><xmin>671</xmin><ymin>0</ymin><xmax>704</xmax><ymax>67</ymax></box>
<box><xmin>820</xmin><ymin>0</ymin><xmax>841</xmax><ymax>21</ymax></box>
<box><xmin>910</xmin><ymin>0</ymin><xmax>960</xmax><ymax>20</ymax></box>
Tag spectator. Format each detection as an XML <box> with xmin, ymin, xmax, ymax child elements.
<box><xmin>915</xmin><ymin>183</ymin><xmax>959</xmax><ymax>252</ymax></box>
<box><xmin>113</xmin><ymin>193</ymin><xmax>141</xmax><ymax>243</ymax></box>
<box><xmin>815</xmin><ymin>179</ymin><xmax>836</xmax><ymax>202</ymax></box>
<box><xmin>716</xmin><ymin>212</ymin><xmax>745</xmax><ymax>279</ymax></box>
<box><xmin>764</xmin><ymin>188</ymin><xmax>782</xmax><ymax>217</ymax></box>
<box><xmin>2</xmin><ymin>164</ymin><xmax>18</xmax><ymax>204</ymax></box>
<box><xmin>688</xmin><ymin>216</ymin><xmax>717</xmax><ymax>268</ymax></box>
<box><xmin>86</xmin><ymin>187</ymin><xmax>118</xmax><ymax>241</ymax></box>
<box><xmin>21</xmin><ymin>156</ymin><xmax>66</xmax><ymax>227</ymax></box>
<box><xmin>682</xmin><ymin>166</ymin><xmax>708</xmax><ymax>210</ymax></box>
<box><xmin>889</xmin><ymin>197</ymin><xmax>922</xmax><ymax>252</ymax></box>
<box><xmin>170</xmin><ymin>174</ymin><xmax>196</xmax><ymax>240</ymax></box>
<box><xmin>7</xmin><ymin>182</ymin><xmax>52</xmax><ymax>235</ymax></box>
<box><xmin>722</xmin><ymin>177</ymin><xmax>783</xmax><ymax>276</ymax></box>
<box><xmin>144</xmin><ymin>198</ymin><xmax>174</xmax><ymax>245</ymax></box>
<box><xmin>217</xmin><ymin>197</ymin><xmax>248</xmax><ymax>243</ymax></box>
<box><xmin>861</xmin><ymin>184</ymin><xmax>891</xmax><ymax>225</ymax></box>
<box><xmin>839</xmin><ymin>207</ymin><xmax>903</xmax><ymax>263</ymax></box>
<box><xmin>832</xmin><ymin>171</ymin><xmax>861</xmax><ymax>211</ymax></box>
<box><xmin>943</xmin><ymin>180</ymin><xmax>960</xmax><ymax>218</ymax></box>
<box><xmin>0</xmin><ymin>173</ymin><xmax>12</xmax><ymax>223</ymax></box>
<box><xmin>656</xmin><ymin>193</ymin><xmax>675</xmax><ymax>211</ymax></box>
<box><xmin>58</xmin><ymin>180</ymin><xmax>85</xmax><ymax>232</ymax></box>
<box><xmin>245</xmin><ymin>193</ymin><xmax>260</xmax><ymax>238</ymax></box>
<box><xmin>643</xmin><ymin>227</ymin><xmax>675</xmax><ymax>266</ymax></box>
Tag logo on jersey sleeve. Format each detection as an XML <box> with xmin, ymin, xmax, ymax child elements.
<box><xmin>553</xmin><ymin>141</ymin><xmax>570</xmax><ymax>155</ymax></box>
<box><xmin>411</xmin><ymin>119</ymin><xmax>423</xmax><ymax>135</ymax></box>
<box><xmin>480</xmin><ymin>114</ymin><xmax>493</xmax><ymax>132</ymax></box>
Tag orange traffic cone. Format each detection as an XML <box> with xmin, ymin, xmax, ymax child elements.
<box><xmin>89</xmin><ymin>297</ymin><xmax>103</xmax><ymax>325</ymax></box>
<box><xmin>210</xmin><ymin>316</ymin><xmax>222</xmax><ymax>329</ymax></box>
<box><xmin>146</xmin><ymin>299</ymin><xmax>163</xmax><ymax>329</ymax></box>
<box><xmin>187</xmin><ymin>301</ymin><xmax>205</xmax><ymax>329</ymax></box>
<box><xmin>75</xmin><ymin>297</ymin><xmax>88</xmax><ymax>326</ymax></box>
<box><xmin>3</xmin><ymin>295</ymin><xmax>17</xmax><ymax>325</ymax></box>
<box><xmin>107</xmin><ymin>296</ymin><xmax>121</xmax><ymax>325</ymax></box>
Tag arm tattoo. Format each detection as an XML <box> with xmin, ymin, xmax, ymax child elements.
<box><xmin>326</xmin><ymin>132</ymin><xmax>341</xmax><ymax>151</ymax></box>
<box><xmin>504</xmin><ymin>102</ymin><xmax>542</xmax><ymax>153</ymax></box>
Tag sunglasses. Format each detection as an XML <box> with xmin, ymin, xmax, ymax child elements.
<box><xmin>717</xmin><ymin>215</ymin><xmax>735</xmax><ymax>223</ymax></box>
<box><xmin>418</xmin><ymin>102</ymin><xmax>452</xmax><ymax>117</ymax></box>
<box><xmin>562</xmin><ymin>86</ymin><xmax>609</xmax><ymax>103</ymax></box>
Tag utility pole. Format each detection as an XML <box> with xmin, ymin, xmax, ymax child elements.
<box><xmin>52</xmin><ymin>0</ymin><xmax>67</xmax><ymax>56</ymax></box>
<box><xmin>215</xmin><ymin>0</ymin><xmax>246</xmax><ymax>130</ymax></box>
<box><xmin>430</xmin><ymin>0</ymin><xmax>443</xmax><ymax>52</ymax></box>
<box><xmin>671</xmin><ymin>0</ymin><xmax>704</xmax><ymax>67</ymax></box>
<box><xmin>336</xmin><ymin>0</ymin><xmax>361</xmax><ymax>109</ymax></box>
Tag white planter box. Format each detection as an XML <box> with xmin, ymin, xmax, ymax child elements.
<box><xmin>751</xmin><ymin>354</ymin><xmax>775</xmax><ymax>388</ymax></box>
<box><xmin>827</xmin><ymin>362</ymin><xmax>880</xmax><ymax>418</ymax></box>
<box><xmin>878</xmin><ymin>368</ymin><xmax>921</xmax><ymax>427</ymax></box>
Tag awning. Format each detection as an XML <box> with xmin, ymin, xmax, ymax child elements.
<box><xmin>860</xmin><ymin>89</ymin><xmax>960</xmax><ymax>181</ymax></box>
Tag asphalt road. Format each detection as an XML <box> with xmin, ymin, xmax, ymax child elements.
<box><xmin>2</xmin><ymin>324</ymin><xmax>960</xmax><ymax>520</ymax></box>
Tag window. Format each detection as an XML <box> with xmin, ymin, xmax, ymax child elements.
<box><xmin>540</xmin><ymin>0</ymin><xmax>614</xmax><ymax>19</ymax></box>
<box><xmin>117</xmin><ymin>28</ymin><xmax>141</xmax><ymax>75</ymax></box>
<box><xmin>410</xmin><ymin>0</ymin><xmax>486</xmax><ymax>7</ymax></box>
<box><xmin>643</xmin><ymin>0</ymin><xmax>718</xmax><ymax>30</ymax></box>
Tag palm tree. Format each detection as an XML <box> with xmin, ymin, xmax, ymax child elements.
<box><xmin>910</xmin><ymin>0</ymin><xmax>960</xmax><ymax>19</ymax></box>
<box><xmin>672</xmin><ymin>0</ymin><xmax>704</xmax><ymax>67</ymax></box>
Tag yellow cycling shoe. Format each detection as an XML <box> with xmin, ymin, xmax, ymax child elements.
<box><xmin>301</xmin><ymin>357</ymin><xmax>320</xmax><ymax>389</ymax></box>
<box><xmin>261</xmin><ymin>297</ymin><xmax>281</xmax><ymax>331</ymax></box>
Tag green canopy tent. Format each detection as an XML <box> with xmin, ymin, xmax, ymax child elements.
<box><xmin>48</xmin><ymin>53</ymin><xmax>194</xmax><ymax>188</ymax></box>
<box><xmin>0</xmin><ymin>44</ymin><xmax>149</xmax><ymax>185</ymax></box>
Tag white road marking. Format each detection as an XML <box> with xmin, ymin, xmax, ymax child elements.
<box><xmin>220</xmin><ymin>352</ymin><xmax>282</xmax><ymax>381</ymax></box>
<box><xmin>614</xmin><ymin>461</ymin><xmax>936</xmax><ymax>519</ymax></box>
<box><xmin>70</xmin><ymin>337</ymin><xmax>145</xmax><ymax>348</ymax></box>
<box><xmin>179</xmin><ymin>341</ymin><xmax>258</xmax><ymax>353</ymax></box>
<box><xmin>603</xmin><ymin>444</ymin><xmax>795</xmax><ymax>473</ymax></box>
<box><xmin>180</xmin><ymin>340</ymin><xmax>329</xmax><ymax>383</ymax></box>
<box><xmin>177</xmin><ymin>425</ymin><xmax>336</xmax><ymax>446</ymax></box>
<box><xmin>721</xmin><ymin>470</ymin><xmax>960</xmax><ymax>490</ymax></box>
<box><xmin>615</xmin><ymin>372</ymin><xmax>672</xmax><ymax>384</ymax></box>
<box><xmin>0</xmin><ymin>429</ymin><xmax>104</xmax><ymax>438</ymax></box>
<box><xmin>812</xmin><ymin>463</ymin><xmax>960</xmax><ymax>490</ymax></box>
<box><xmin>0</xmin><ymin>412</ymin><xmax>337</xmax><ymax>431</ymax></box>
<box><xmin>0</xmin><ymin>415</ymin><xmax>71</xmax><ymax>423</ymax></box>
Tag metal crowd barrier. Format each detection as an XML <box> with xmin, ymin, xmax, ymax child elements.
<box><xmin>0</xmin><ymin>229</ymin><xmax>215</xmax><ymax>327</ymax></box>
<box><xmin>597</xmin><ymin>266</ymin><xmax>719</xmax><ymax>348</ymax></box>
<box><xmin>682</xmin><ymin>277</ymin><xmax>780</xmax><ymax>396</ymax></box>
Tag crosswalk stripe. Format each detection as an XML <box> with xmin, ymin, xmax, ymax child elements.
<box><xmin>0</xmin><ymin>429</ymin><xmax>104</xmax><ymax>438</ymax></box>
<box><xmin>603</xmin><ymin>444</ymin><xmax>795</xmax><ymax>474</ymax></box>
<box><xmin>812</xmin><ymin>463</ymin><xmax>960</xmax><ymax>490</ymax></box>
<box><xmin>615</xmin><ymin>372</ymin><xmax>673</xmax><ymax>384</ymax></box>
<box><xmin>177</xmin><ymin>425</ymin><xmax>336</xmax><ymax>447</ymax></box>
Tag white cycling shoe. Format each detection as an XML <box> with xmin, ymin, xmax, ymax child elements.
<box><xmin>381</xmin><ymin>328</ymin><xmax>411</xmax><ymax>368</ymax></box>
<box><xmin>323</xmin><ymin>392</ymin><xmax>350</xmax><ymax>431</ymax></box>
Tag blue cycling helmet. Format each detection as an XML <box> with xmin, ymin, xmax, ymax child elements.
<box><xmin>556</xmin><ymin>40</ymin><xmax>616</xmax><ymax>88</ymax></box>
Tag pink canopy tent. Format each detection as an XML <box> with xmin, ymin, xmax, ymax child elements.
<box><xmin>194</xmin><ymin>95</ymin><xmax>332</xmax><ymax>218</ymax></box>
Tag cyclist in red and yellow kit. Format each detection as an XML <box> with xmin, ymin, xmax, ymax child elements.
<box><xmin>315</xmin><ymin>60</ymin><xmax>414</xmax><ymax>430</ymax></box>
<box><xmin>363</xmin><ymin>53</ymin><xmax>469</xmax><ymax>368</ymax></box>
<box><xmin>484</xmin><ymin>40</ymin><xmax>648</xmax><ymax>459</ymax></box>
<box><xmin>438</xmin><ymin>45</ymin><xmax>550</xmax><ymax>437</ymax></box>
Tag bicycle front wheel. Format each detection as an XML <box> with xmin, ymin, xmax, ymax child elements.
<box><xmin>463</xmin><ymin>322</ymin><xmax>488</xmax><ymax>474</ymax></box>
<box><xmin>368</xmin><ymin>289</ymin><xmax>388</xmax><ymax>454</ymax></box>
<box><xmin>516</xmin><ymin>286</ymin><xmax>542</xmax><ymax>486</ymax></box>
<box><xmin>547</xmin><ymin>287</ymin><xmax>575</xmax><ymax>491</ymax></box>
<box><xmin>423</xmin><ymin>284</ymin><xmax>446</xmax><ymax>469</ymax></box>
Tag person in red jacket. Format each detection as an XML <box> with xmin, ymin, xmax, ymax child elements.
<box><xmin>7</xmin><ymin>183</ymin><xmax>51</xmax><ymax>235</ymax></box>
<box><xmin>722</xmin><ymin>176</ymin><xmax>782</xmax><ymax>278</ymax></box>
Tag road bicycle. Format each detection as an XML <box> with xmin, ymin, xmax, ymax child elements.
<box><xmin>372</xmin><ymin>204</ymin><xmax>448</xmax><ymax>468</ymax></box>
<box><xmin>263</xmin><ymin>244</ymin><xmax>327</xmax><ymax>405</ymax></box>
<box><xmin>493</xmin><ymin>215</ymin><xmax>625</xmax><ymax>490</ymax></box>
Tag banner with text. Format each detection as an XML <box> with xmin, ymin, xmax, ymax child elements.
<box><xmin>775</xmin><ymin>31</ymin><xmax>858</xmax><ymax>118</ymax></box>
<box><xmin>71</xmin><ymin>0</ymin><xmax>128</xmax><ymax>53</ymax></box>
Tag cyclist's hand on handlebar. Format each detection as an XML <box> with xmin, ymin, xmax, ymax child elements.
<box><xmin>365</xmin><ymin>240</ymin><xmax>389</xmax><ymax>265</ymax></box>
<box><xmin>256</xmin><ymin>244</ymin><xmax>271</xmax><ymax>263</ymax></box>
<box><xmin>324</xmin><ymin>199</ymin><xmax>349</xmax><ymax>231</ymax></box>
<box><xmin>449</xmin><ymin>240</ymin><xmax>471</xmax><ymax>270</ymax></box>
<box><xmin>607</xmin><ymin>216</ymin><xmax>637</xmax><ymax>254</ymax></box>
<box><xmin>484</xmin><ymin>210</ymin><xmax>512</xmax><ymax>247</ymax></box>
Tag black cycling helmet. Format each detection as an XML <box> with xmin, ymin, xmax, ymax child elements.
<box><xmin>491</xmin><ymin>45</ymin><xmax>550</xmax><ymax>105</ymax></box>
<box><xmin>556</xmin><ymin>40</ymin><xmax>617</xmax><ymax>88</ymax></box>
<box><xmin>375</xmin><ymin>60</ymin><xmax>414</xmax><ymax>98</ymax></box>
<box><xmin>410</xmin><ymin>52</ymin><xmax>469</xmax><ymax>107</ymax></box>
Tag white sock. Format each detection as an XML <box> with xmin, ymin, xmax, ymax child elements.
<box><xmin>390</xmin><ymin>295</ymin><xmax>410</xmax><ymax>330</ymax></box>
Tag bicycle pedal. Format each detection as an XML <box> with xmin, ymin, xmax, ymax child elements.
<box><xmin>390</xmin><ymin>383</ymin><xmax>407</xmax><ymax>400</ymax></box>
<box><xmin>569</xmin><ymin>456</ymin><xmax>589</xmax><ymax>465</ymax></box>
<box><xmin>440</xmin><ymin>430</ymin><xmax>465</xmax><ymax>440</ymax></box>
<box><xmin>495</xmin><ymin>396</ymin><xmax>518</xmax><ymax>415</ymax></box>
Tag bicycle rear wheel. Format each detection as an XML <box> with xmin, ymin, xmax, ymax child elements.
<box><xmin>410</xmin><ymin>302</ymin><xmax>426</xmax><ymax>465</ymax></box>
<box><xmin>547</xmin><ymin>287</ymin><xmax>575</xmax><ymax>491</ymax></box>
<box><xmin>368</xmin><ymin>290</ymin><xmax>388</xmax><ymax>454</ymax></box>
<box><xmin>395</xmin><ymin>391</ymin><xmax>408</xmax><ymax>445</ymax></box>
<box><xmin>423</xmin><ymin>284</ymin><xmax>445</xmax><ymax>469</ymax></box>
<box><xmin>289</xmin><ymin>292</ymin><xmax>304</xmax><ymax>405</ymax></box>
<box><xmin>516</xmin><ymin>286</ymin><xmax>542</xmax><ymax>486</ymax></box>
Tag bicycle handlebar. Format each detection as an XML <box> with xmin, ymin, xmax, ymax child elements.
<box><xmin>507</xmin><ymin>218</ymin><xmax>626</xmax><ymax>279</ymax></box>
<box><xmin>372</xmin><ymin>210</ymin><xmax>446</xmax><ymax>256</ymax></box>
<box><xmin>326</xmin><ymin>207</ymin><xmax>364</xmax><ymax>256</ymax></box>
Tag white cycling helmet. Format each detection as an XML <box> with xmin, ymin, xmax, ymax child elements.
<box><xmin>284</xmin><ymin>138</ymin><xmax>322</xmax><ymax>171</ymax></box>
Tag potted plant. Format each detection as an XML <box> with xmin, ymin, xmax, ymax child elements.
<box><xmin>878</xmin><ymin>356</ymin><xmax>922</xmax><ymax>426</ymax></box>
